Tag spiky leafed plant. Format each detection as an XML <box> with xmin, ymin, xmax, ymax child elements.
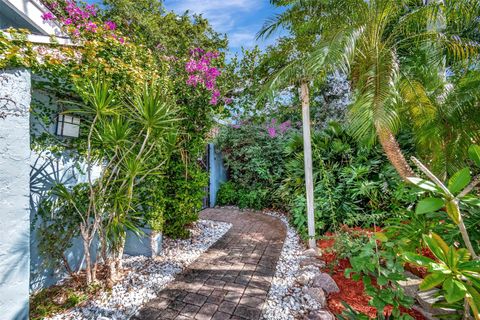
<box><xmin>400</xmin><ymin>58</ymin><xmax>480</xmax><ymax>178</ymax></box>
<box><xmin>53</xmin><ymin>78</ymin><xmax>178</xmax><ymax>285</ymax></box>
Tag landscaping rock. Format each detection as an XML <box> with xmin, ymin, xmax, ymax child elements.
<box><xmin>297</xmin><ymin>273</ymin><xmax>311</xmax><ymax>286</ymax></box>
<box><xmin>307</xmin><ymin>310</ymin><xmax>335</xmax><ymax>320</ymax></box>
<box><xmin>262</xmin><ymin>211</ymin><xmax>320</xmax><ymax>320</ymax></box>
<box><xmin>304</xmin><ymin>288</ymin><xmax>326</xmax><ymax>308</ymax></box>
<box><xmin>312</xmin><ymin>273</ymin><xmax>340</xmax><ymax>294</ymax></box>
<box><xmin>299</xmin><ymin>257</ymin><xmax>326</xmax><ymax>269</ymax></box>
<box><xmin>304</xmin><ymin>248</ymin><xmax>321</xmax><ymax>257</ymax></box>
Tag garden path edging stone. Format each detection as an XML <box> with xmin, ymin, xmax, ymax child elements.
<box><xmin>261</xmin><ymin>211</ymin><xmax>338</xmax><ymax>320</ymax></box>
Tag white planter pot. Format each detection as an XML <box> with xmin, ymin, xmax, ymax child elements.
<box><xmin>124</xmin><ymin>227</ymin><xmax>162</xmax><ymax>257</ymax></box>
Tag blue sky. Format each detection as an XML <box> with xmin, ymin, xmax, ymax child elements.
<box><xmin>89</xmin><ymin>0</ymin><xmax>285</xmax><ymax>54</ymax></box>
<box><xmin>162</xmin><ymin>0</ymin><xmax>284</xmax><ymax>54</ymax></box>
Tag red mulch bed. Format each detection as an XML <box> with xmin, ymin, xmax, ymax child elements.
<box><xmin>317</xmin><ymin>236</ymin><xmax>426</xmax><ymax>319</ymax></box>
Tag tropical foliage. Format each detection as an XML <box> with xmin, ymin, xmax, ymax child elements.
<box><xmin>2</xmin><ymin>0</ymin><xmax>232</xmax><ymax>289</ymax></box>
<box><xmin>216</xmin><ymin>0</ymin><xmax>480</xmax><ymax>318</ymax></box>
<box><xmin>3</xmin><ymin>0</ymin><xmax>480</xmax><ymax>318</ymax></box>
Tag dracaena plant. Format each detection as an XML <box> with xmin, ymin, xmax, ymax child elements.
<box><xmin>48</xmin><ymin>77</ymin><xmax>178</xmax><ymax>286</ymax></box>
<box><xmin>403</xmin><ymin>233</ymin><xmax>480</xmax><ymax>319</ymax></box>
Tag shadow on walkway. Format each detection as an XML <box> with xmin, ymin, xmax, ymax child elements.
<box><xmin>132</xmin><ymin>208</ymin><xmax>287</xmax><ymax>320</ymax></box>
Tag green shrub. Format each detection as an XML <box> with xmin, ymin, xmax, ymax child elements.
<box><xmin>162</xmin><ymin>159</ymin><xmax>207</xmax><ymax>239</ymax></box>
<box><xmin>217</xmin><ymin>122</ymin><xmax>416</xmax><ymax>236</ymax></box>
<box><xmin>216</xmin><ymin>121</ymin><xmax>292</xmax><ymax>209</ymax></box>
<box><xmin>217</xmin><ymin>181</ymin><xmax>269</xmax><ymax>210</ymax></box>
<box><xmin>237</xmin><ymin>187</ymin><xmax>269</xmax><ymax>210</ymax></box>
<box><xmin>281</xmin><ymin>123</ymin><xmax>416</xmax><ymax>237</ymax></box>
<box><xmin>216</xmin><ymin>181</ymin><xmax>239</xmax><ymax>205</ymax></box>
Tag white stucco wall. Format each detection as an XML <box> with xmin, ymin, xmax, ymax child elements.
<box><xmin>0</xmin><ymin>68</ymin><xmax>31</xmax><ymax>320</ymax></box>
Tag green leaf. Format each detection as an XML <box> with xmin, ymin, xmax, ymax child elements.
<box><xmin>459</xmin><ymin>260</ymin><xmax>480</xmax><ymax>272</ymax></box>
<box><xmin>407</xmin><ymin>177</ymin><xmax>439</xmax><ymax>192</ymax></box>
<box><xmin>448</xmin><ymin>168</ymin><xmax>471</xmax><ymax>195</ymax></box>
<box><xmin>461</xmin><ymin>195</ymin><xmax>480</xmax><ymax>206</ymax></box>
<box><xmin>423</xmin><ymin>233</ymin><xmax>448</xmax><ymax>261</ymax></box>
<box><xmin>377</xmin><ymin>275</ymin><xmax>388</xmax><ymax>286</ymax></box>
<box><xmin>469</xmin><ymin>145</ymin><xmax>480</xmax><ymax>167</ymax></box>
<box><xmin>402</xmin><ymin>252</ymin><xmax>435</xmax><ymax>267</ymax></box>
<box><xmin>457</xmin><ymin>249</ymin><xmax>471</xmax><ymax>263</ymax></box>
<box><xmin>445</xmin><ymin>200</ymin><xmax>461</xmax><ymax>225</ymax></box>
<box><xmin>420</xmin><ymin>273</ymin><xmax>447</xmax><ymax>291</ymax></box>
<box><xmin>416</xmin><ymin>198</ymin><xmax>445</xmax><ymax>214</ymax></box>
<box><xmin>374</xmin><ymin>232</ymin><xmax>388</xmax><ymax>242</ymax></box>
<box><xmin>443</xmin><ymin>278</ymin><xmax>467</xmax><ymax>303</ymax></box>
<box><xmin>465</xmin><ymin>286</ymin><xmax>480</xmax><ymax>320</ymax></box>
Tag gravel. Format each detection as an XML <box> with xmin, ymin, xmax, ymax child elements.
<box><xmin>262</xmin><ymin>211</ymin><xmax>324</xmax><ymax>320</ymax></box>
<box><xmin>48</xmin><ymin>220</ymin><xmax>232</xmax><ymax>320</ymax></box>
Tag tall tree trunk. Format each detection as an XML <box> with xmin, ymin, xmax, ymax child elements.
<box><xmin>300</xmin><ymin>81</ymin><xmax>316</xmax><ymax>250</ymax></box>
<box><xmin>377</xmin><ymin>127</ymin><xmax>416</xmax><ymax>181</ymax></box>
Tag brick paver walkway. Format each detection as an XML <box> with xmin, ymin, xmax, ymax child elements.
<box><xmin>133</xmin><ymin>208</ymin><xmax>287</xmax><ymax>320</ymax></box>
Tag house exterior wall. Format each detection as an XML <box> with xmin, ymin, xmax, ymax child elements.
<box><xmin>0</xmin><ymin>68</ymin><xmax>31</xmax><ymax>320</ymax></box>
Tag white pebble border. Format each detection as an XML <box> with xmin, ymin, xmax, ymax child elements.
<box><xmin>47</xmin><ymin>219</ymin><xmax>232</xmax><ymax>320</ymax></box>
<box><xmin>261</xmin><ymin>211</ymin><xmax>322</xmax><ymax>320</ymax></box>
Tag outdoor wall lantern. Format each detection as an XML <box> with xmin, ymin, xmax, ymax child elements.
<box><xmin>56</xmin><ymin>114</ymin><xmax>80</xmax><ymax>138</ymax></box>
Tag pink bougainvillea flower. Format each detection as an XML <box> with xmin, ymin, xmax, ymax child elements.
<box><xmin>118</xmin><ymin>37</ymin><xmax>125</xmax><ymax>44</ymax></box>
<box><xmin>41</xmin><ymin>12</ymin><xmax>55</xmax><ymax>21</ymax></box>
<box><xmin>104</xmin><ymin>21</ymin><xmax>116</xmax><ymax>30</ymax></box>
<box><xmin>186</xmin><ymin>75</ymin><xmax>200</xmax><ymax>87</ymax></box>
<box><xmin>205</xmin><ymin>80</ymin><xmax>215</xmax><ymax>91</ymax></box>
<box><xmin>279</xmin><ymin>120</ymin><xmax>292</xmax><ymax>133</ymax></box>
<box><xmin>267</xmin><ymin>126</ymin><xmax>277</xmax><ymax>138</ymax></box>
<box><xmin>63</xmin><ymin>18</ymin><xmax>73</xmax><ymax>25</ymax></box>
<box><xmin>47</xmin><ymin>2</ymin><xmax>58</xmax><ymax>9</ymax></box>
<box><xmin>185</xmin><ymin>60</ymin><xmax>197</xmax><ymax>73</ymax></box>
<box><xmin>185</xmin><ymin>48</ymin><xmax>224</xmax><ymax>104</ymax></box>
<box><xmin>85</xmin><ymin>4</ymin><xmax>97</xmax><ymax>16</ymax></box>
<box><xmin>207</xmin><ymin>67</ymin><xmax>221</xmax><ymax>78</ymax></box>
<box><xmin>85</xmin><ymin>22</ymin><xmax>98</xmax><ymax>32</ymax></box>
<box><xmin>210</xmin><ymin>96</ymin><xmax>219</xmax><ymax>105</ymax></box>
<box><xmin>223</xmin><ymin>97</ymin><xmax>233</xmax><ymax>105</ymax></box>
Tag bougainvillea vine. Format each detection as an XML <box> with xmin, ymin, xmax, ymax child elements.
<box><xmin>185</xmin><ymin>48</ymin><xmax>231</xmax><ymax>106</ymax></box>
<box><xmin>41</xmin><ymin>0</ymin><xmax>122</xmax><ymax>43</ymax></box>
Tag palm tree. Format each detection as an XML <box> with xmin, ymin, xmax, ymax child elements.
<box><xmin>400</xmin><ymin>54</ymin><xmax>480</xmax><ymax>178</ymax></box>
<box><xmin>269</xmin><ymin>0</ymin><xmax>480</xmax><ymax>182</ymax></box>
<box><xmin>258</xmin><ymin>3</ymin><xmax>325</xmax><ymax>248</ymax></box>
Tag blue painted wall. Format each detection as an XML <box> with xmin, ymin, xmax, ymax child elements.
<box><xmin>209</xmin><ymin>143</ymin><xmax>227</xmax><ymax>207</ymax></box>
<box><xmin>0</xmin><ymin>68</ymin><xmax>31</xmax><ymax>320</ymax></box>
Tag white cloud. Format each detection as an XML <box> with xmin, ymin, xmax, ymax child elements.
<box><xmin>167</xmin><ymin>0</ymin><xmax>258</xmax><ymax>17</ymax></box>
<box><xmin>228</xmin><ymin>30</ymin><xmax>257</xmax><ymax>48</ymax></box>
<box><xmin>164</xmin><ymin>0</ymin><xmax>267</xmax><ymax>50</ymax></box>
